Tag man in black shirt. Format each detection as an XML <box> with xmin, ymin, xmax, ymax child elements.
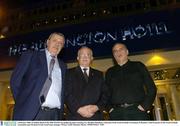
<box><xmin>105</xmin><ymin>43</ymin><xmax>157</xmax><ymax>120</ymax></box>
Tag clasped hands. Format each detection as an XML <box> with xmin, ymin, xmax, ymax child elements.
<box><xmin>77</xmin><ymin>105</ymin><xmax>99</xmax><ymax>118</ymax></box>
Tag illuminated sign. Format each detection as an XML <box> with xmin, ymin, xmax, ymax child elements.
<box><xmin>66</xmin><ymin>22</ymin><xmax>171</xmax><ymax>47</ymax></box>
<box><xmin>0</xmin><ymin>8</ymin><xmax>180</xmax><ymax>62</ymax></box>
<box><xmin>8</xmin><ymin>22</ymin><xmax>172</xmax><ymax>56</ymax></box>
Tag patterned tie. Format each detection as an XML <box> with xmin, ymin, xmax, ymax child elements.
<box><xmin>39</xmin><ymin>56</ymin><xmax>55</xmax><ymax>104</ymax></box>
<box><xmin>83</xmin><ymin>68</ymin><xmax>88</xmax><ymax>83</ymax></box>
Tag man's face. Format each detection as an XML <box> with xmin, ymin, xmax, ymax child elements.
<box><xmin>77</xmin><ymin>48</ymin><xmax>93</xmax><ymax>67</ymax></box>
<box><xmin>47</xmin><ymin>34</ymin><xmax>65</xmax><ymax>56</ymax></box>
<box><xmin>112</xmin><ymin>44</ymin><xmax>128</xmax><ymax>64</ymax></box>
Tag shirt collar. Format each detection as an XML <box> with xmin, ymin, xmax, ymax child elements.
<box><xmin>80</xmin><ymin>66</ymin><xmax>90</xmax><ymax>71</ymax></box>
<box><xmin>45</xmin><ymin>49</ymin><xmax>57</xmax><ymax>58</ymax></box>
<box><xmin>118</xmin><ymin>60</ymin><xmax>129</xmax><ymax>67</ymax></box>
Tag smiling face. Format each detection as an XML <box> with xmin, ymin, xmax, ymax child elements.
<box><xmin>112</xmin><ymin>43</ymin><xmax>129</xmax><ymax>65</ymax></box>
<box><xmin>77</xmin><ymin>47</ymin><xmax>93</xmax><ymax>67</ymax></box>
<box><xmin>47</xmin><ymin>33</ymin><xmax>65</xmax><ymax>56</ymax></box>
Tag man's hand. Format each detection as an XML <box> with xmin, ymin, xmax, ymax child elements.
<box><xmin>138</xmin><ymin>105</ymin><xmax>145</xmax><ymax>111</ymax></box>
<box><xmin>87</xmin><ymin>105</ymin><xmax>99</xmax><ymax>113</ymax></box>
<box><xmin>77</xmin><ymin>105</ymin><xmax>99</xmax><ymax>118</ymax></box>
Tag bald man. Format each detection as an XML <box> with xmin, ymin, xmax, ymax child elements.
<box><xmin>105</xmin><ymin>43</ymin><xmax>157</xmax><ymax>120</ymax></box>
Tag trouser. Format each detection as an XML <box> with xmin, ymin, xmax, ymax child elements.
<box><xmin>109</xmin><ymin>104</ymin><xmax>150</xmax><ymax>120</ymax></box>
<box><xmin>34</xmin><ymin>107</ymin><xmax>62</xmax><ymax>120</ymax></box>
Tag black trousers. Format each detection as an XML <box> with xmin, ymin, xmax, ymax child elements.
<box><xmin>109</xmin><ymin>104</ymin><xmax>150</xmax><ymax>120</ymax></box>
<box><xmin>34</xmin><ymin>107</ymin><xmax>62</xmax><ymax>120</ymax></box>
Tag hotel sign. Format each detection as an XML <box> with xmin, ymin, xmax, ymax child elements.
<box><xmin>1</xmin><ymin>8</ymin><xmax>180</xmax><ymax>62</ymax></box>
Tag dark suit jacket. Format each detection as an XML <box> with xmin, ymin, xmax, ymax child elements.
<box><xmin>65</xmin><ymin>66</ymin><xmax>108</xmax><ymax>120</ymax></box>
<box><xmin>10</xmin><ymin>50</ymin><xmax>66</xmax><ymax>120</ymax></box>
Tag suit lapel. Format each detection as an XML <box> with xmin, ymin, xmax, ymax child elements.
<box><xmin>58</xmin><ymin>59</ymin><xmax>65</xmax><ymax>82</ymax></box>
<box><xmin>76</xmin><ymin>66</ymin><xmax>88</xmax><ymax>84</ymax></box>
<box><xmin>88</xmin><ymin>68</ymin><xmax>94</xmax><ymax>84</ymax></box>
<box><xmin>39</xmin><ymin>51</ymin><xmax>48</xmax><ymax>79</ymax></box>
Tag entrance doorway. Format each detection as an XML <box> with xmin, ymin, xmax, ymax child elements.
<box><xmin>150</xmin><ymin>67</ymin><xmax>180</xmax><ymax>120</ymax></box>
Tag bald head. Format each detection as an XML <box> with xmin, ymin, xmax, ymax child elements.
<box><xmin>112</xmin><ymin>43</ymin><xmax>129</xmax><ymax>65</ymax></box>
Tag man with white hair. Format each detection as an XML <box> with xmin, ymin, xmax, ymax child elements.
<box><xmin>65</xmin><ymin>46</ymin><xmax>108</xmax><ymax>120</ymax></box>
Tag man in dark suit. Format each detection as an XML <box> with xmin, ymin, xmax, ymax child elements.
<box><xmin>10</xmin><ymin>32</ymin><xmax>67</xmax><ymax>120</ymax></box>
<box><xmin>105</xmin><ymin>43</ymin><xmax>157</xmax><ymax>120</ymax></box>
<box><xmin>65</xmin><ymin>46</ymin><xmax>108</xmax><ymax>120</ymax></box>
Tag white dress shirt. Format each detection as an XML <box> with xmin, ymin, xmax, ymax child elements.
<box><xmin>80</xmin><ymin>66</ymin><xmax>90</xmax><ymax>76</ymax></box>
<box><xmin>42</xmin><ymin>49</ymin><xmax>62</xmax><ymax>109</ymax></box>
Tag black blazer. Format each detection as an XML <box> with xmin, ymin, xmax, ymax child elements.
<box><xmin>65</xmin><ymin>66</ymin><xmax>108</xmax><ymax>120</ymax></box>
